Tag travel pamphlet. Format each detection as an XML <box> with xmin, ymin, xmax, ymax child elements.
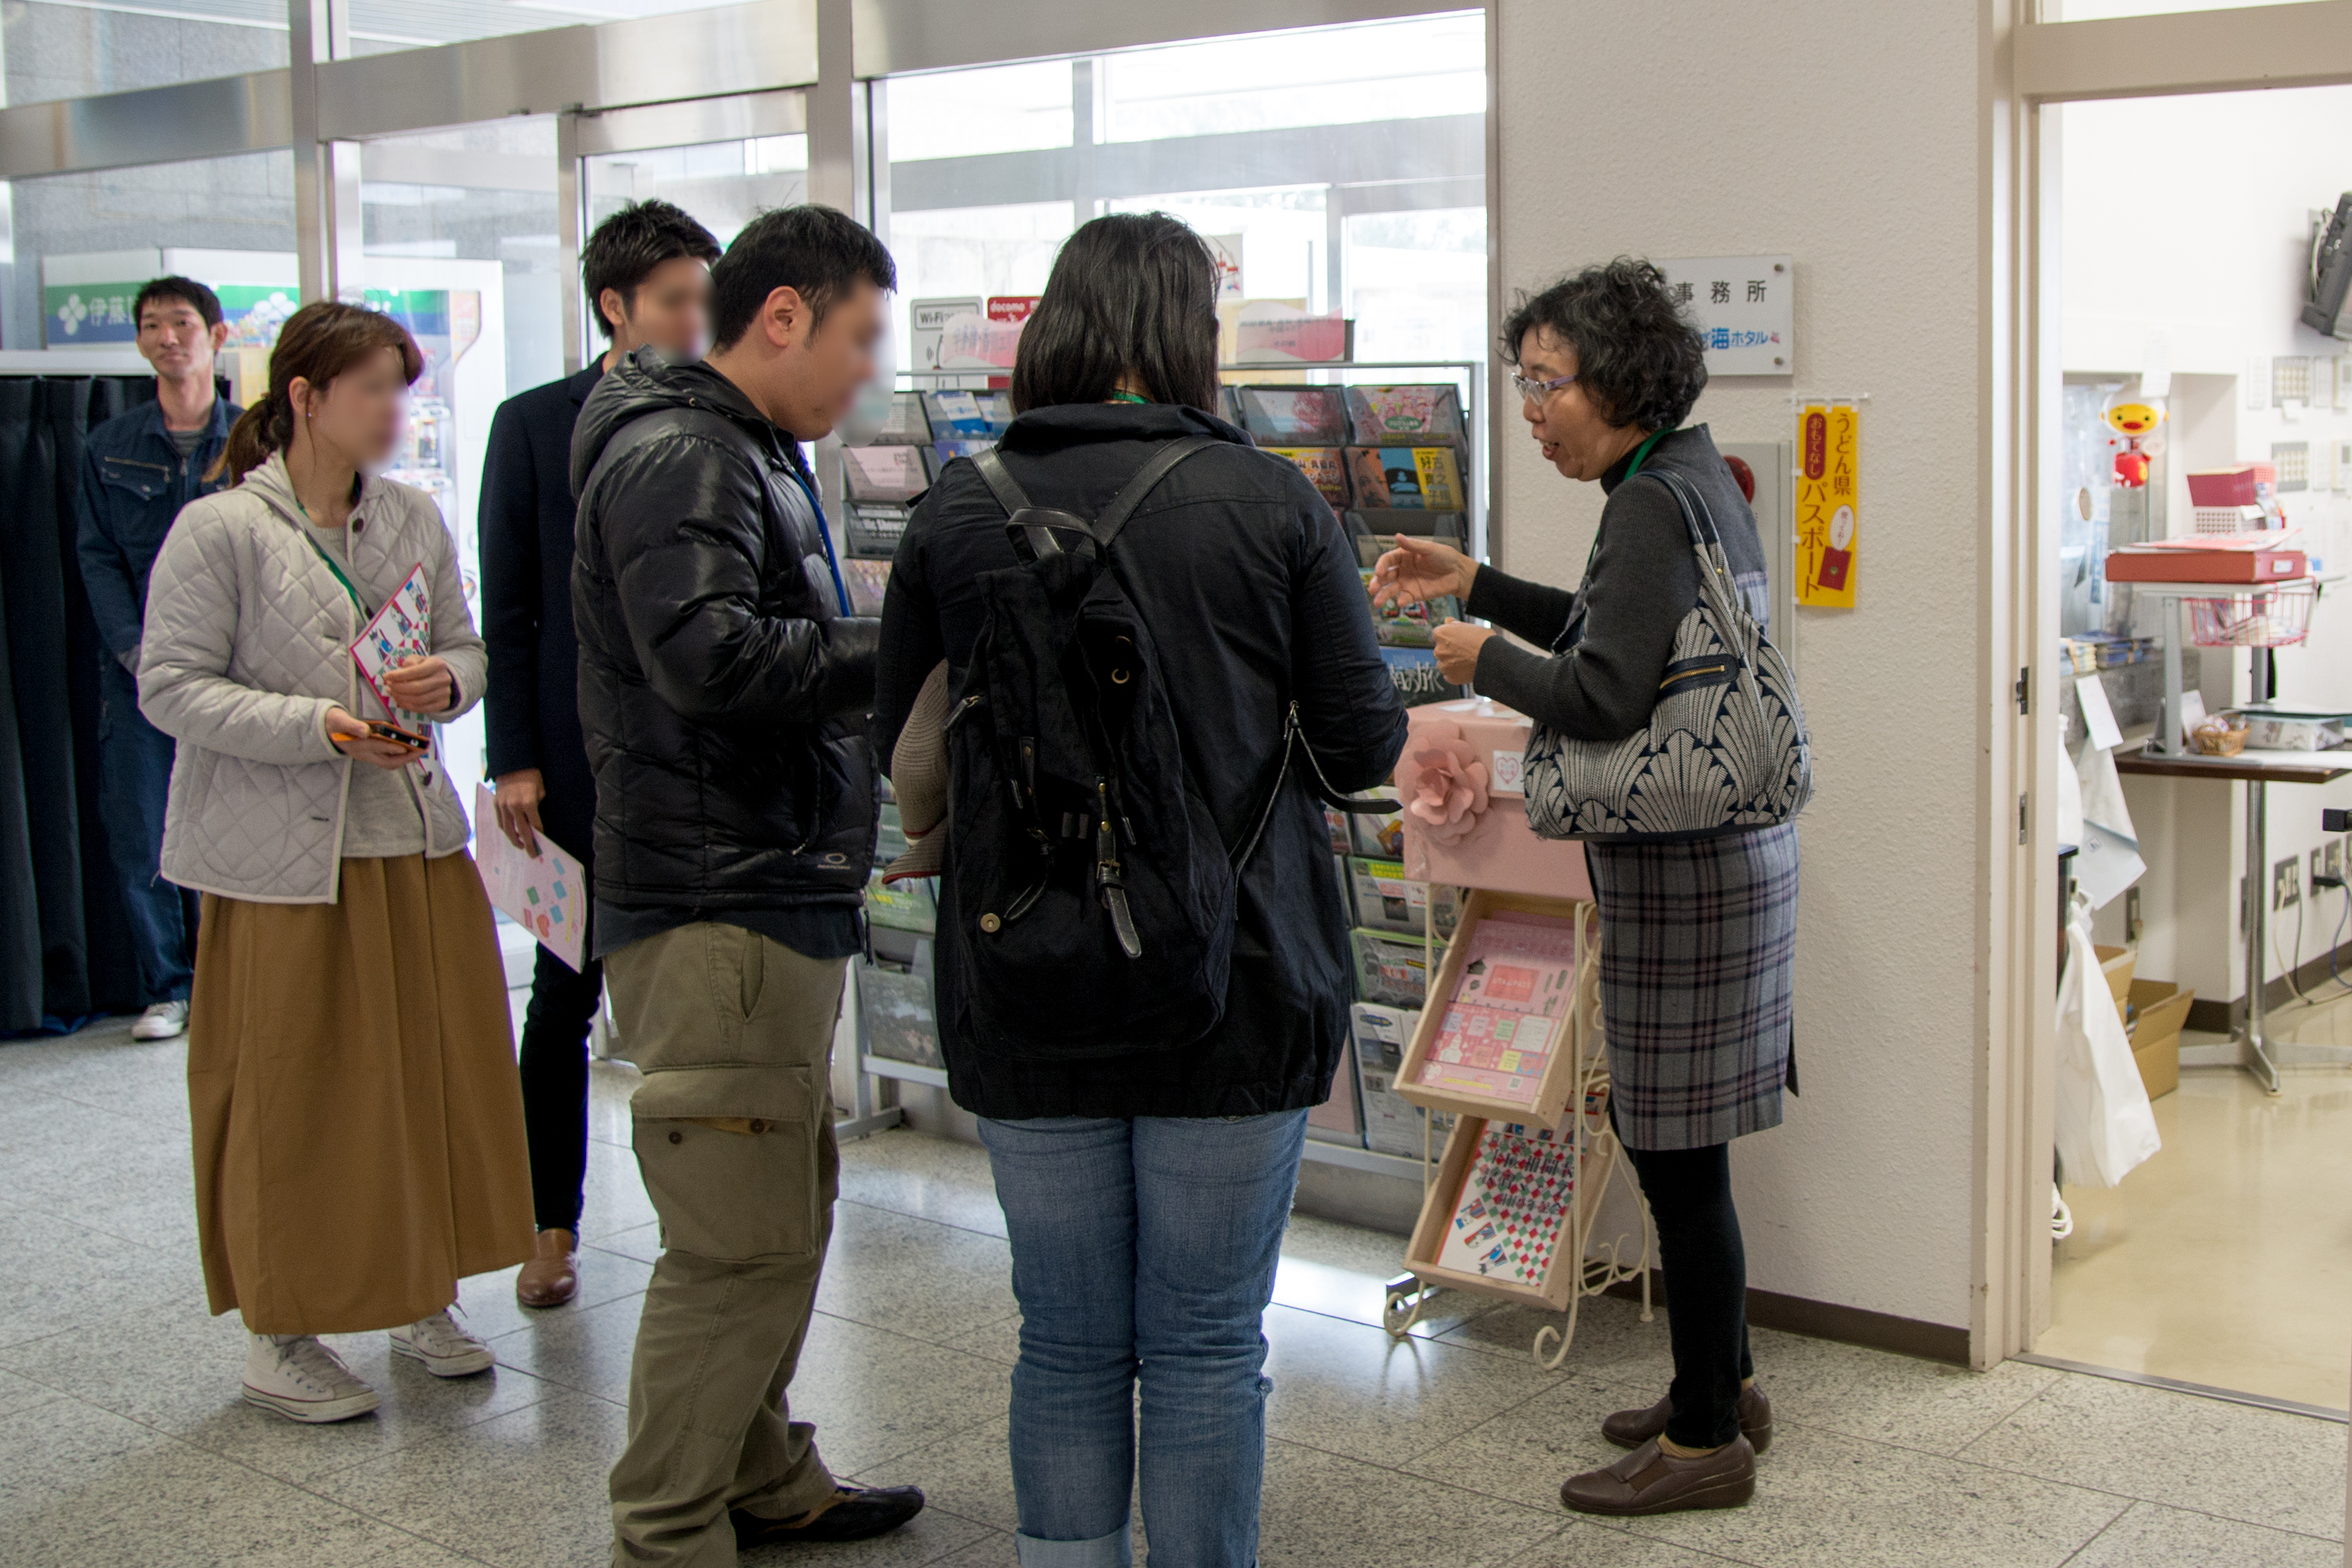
<box><xmin>350</xmin><ymin>561</ymin><xmax>430</xmax><ymax>713</ymax></box>
<box><xmin>471</xmin><ymin>782</ymin><xmax>586</xmax><ymax>972</ymax></box>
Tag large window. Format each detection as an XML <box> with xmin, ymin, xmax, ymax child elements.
<box><xmin>584</xmin><ymin>133</ymin><xmax>809</xmax><ymax>249</ymax></box>
<box><xmin>881</xmin><ymin>11</ymin><xmax>1488</xmax><ymax>376</ymax></box>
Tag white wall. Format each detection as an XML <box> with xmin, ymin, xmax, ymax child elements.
<box><xmin>1496</xmin><ymin>0</ymin><xmax>1985</xmax><ymax>1330</ymax></box>
<box><xmin>2063</xmin><ymin>86</ymin><xmax>2352</xmax><ymax>999</ymax></box>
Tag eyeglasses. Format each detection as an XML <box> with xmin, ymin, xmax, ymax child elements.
<box><xmin>1512</xmin><ymin>371</ymin><xmax>1577</xmax><ymax>405</ymax></box>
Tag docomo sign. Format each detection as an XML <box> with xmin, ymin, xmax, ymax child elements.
<box><xmin>1802</xmin><ymin>408</ymin><xmax>1828</xmax><ymax>481</ymax></box>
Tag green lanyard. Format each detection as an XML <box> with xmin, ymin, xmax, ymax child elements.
<box><xmin>292</xmin><ymin>497</ymin><xmax>370</xmax><ymax>617</ymax></box>
<box><xmin>1108</xmin><ymin>390</ymin><xmax>1152</xmax><ymax>405</ymax></box>
<box><xmin>1624</xmin><ymin>425</ymin><xmax>1675</xmax><ymax>479</ymax></box>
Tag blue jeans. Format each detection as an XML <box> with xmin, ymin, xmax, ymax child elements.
<box><xmin>980</xmin><ymin>1111</ymin><xmax>1307</xmax><ymax>1568</ymax></box>
<box><xmin>97</xmin><ymin>659</ymin><xmax>195</xmax><ymax>1004</ymax></box>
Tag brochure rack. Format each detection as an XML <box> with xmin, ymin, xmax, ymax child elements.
<box><xmin>1382</xmin><ymin>895</ymin><xmax>1654</xmax><ymax>1368</ymax></box>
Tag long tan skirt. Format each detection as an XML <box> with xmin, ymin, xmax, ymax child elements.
<box><xmin>187</xmin><ymin>851</ymin><xmax>535</xmax><ymax>1334</ymax></box>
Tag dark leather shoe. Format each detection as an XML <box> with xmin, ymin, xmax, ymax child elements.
<box><xmin>1602</xmin><ymin>1381</ymin><xmax>1773</xmax><ymax>1454</ymax></box>
<box><xmin>733</xmin><ymin>1486</ymin><xmax>926</xmax><ymax>1545</ymax></box>
<box><xmin>1561</xmin><ymin>1435</ymin><xmax>1755</xmax><ymax>1516</ymax></box>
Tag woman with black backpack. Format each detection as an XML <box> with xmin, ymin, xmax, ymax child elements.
<box><xmin>873</xmin><ymin>212</ymin><xmax>1407</xmax><ymax>1568</ymax></box>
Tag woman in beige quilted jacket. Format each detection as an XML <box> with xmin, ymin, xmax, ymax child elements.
<box><xmin>139</xmin><ymin>301</ymin><xmax>533</xmax><ymax>1425</ymax></box>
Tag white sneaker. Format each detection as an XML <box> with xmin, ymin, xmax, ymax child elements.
<box><xmin>242</xmin><ymin>1333</ymin><xmax>380</xmax><ymax>1423</ymax></box>
<box><xmin>390</xmin><ymin>1307</ymin><xmax>494</xmax><ymax>1377</ymax></box>
<box><xmin>132</xmin><ymin>1000</ymin><xmax>189</xmax><ymax>1040</ymax></box>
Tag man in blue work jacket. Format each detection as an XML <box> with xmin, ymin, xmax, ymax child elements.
<box><xmin>74</xmin><ymin>275</ymin><xmax>240</xmax><ymax>1041</ymax></box>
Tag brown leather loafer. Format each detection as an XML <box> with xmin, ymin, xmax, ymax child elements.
<box><xmin>515</xmin><ymin>1229</ymin><xmax>579</xmax><ymax>1308</ymax></box>
<box><xmin>1562</xmin><ymin>1435</ymin><xmax>1755</xmax><ymax>1516</ymax></box>
<box><xmin>1602</xmin><ymin>1381</ymin><xmax>1773</xmax><ymax>1454</ymax></box>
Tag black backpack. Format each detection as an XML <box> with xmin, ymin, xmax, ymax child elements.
<box><xmin>942</xmin><ymin>437</ymin><xmax>1392</xmax><ymax>1061</ymax></box>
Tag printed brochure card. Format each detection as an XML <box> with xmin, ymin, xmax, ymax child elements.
<box><xmin>1434</xmin><ymin>1122</ymin><xmax>1574</xmax><ymax>1288</ymax></box>
<box><xmin>472</xmin><ymin>782</ymin><xmax>586</xmax><ymax>972</ymax></box>
<box><xmin>1414</xmin><ymin>910</ymin><xmax>1580</xmax><ymax>1107</ymax></box>
<box><xmin>350</xmin><ymin>561</ymin><xmax>430</xmax><ymax>713</ymax></box>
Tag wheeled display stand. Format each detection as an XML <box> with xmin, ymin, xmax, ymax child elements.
<box><xmin>1381</xmin><ymin>896</ymin><xmax>1653</xmax><ymax>1367</ymax></box>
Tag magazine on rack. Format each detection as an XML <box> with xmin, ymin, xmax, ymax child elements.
<box><xmin>1227</xmin><ymin>384</ymin><xmax>1350</xmax><ymax>445</ymax></box>
<box><xmin>1352</xmin><ymin>1003</ymin><xmax>1453</xmax><ymax>1157</ymax></box>
<box><xmin>1264</xmin><ymin>446</ymin><xmax>1352</xmax><ymax>509</ymax></box>
<box><xmin>867</xmin><ymin>391</ymin><xmax>932</xmax><ymax>445</ymax></box>
<box><xmin>1348</xmin><ymin>445</ymin><xmax>1465</xmax><ymax>510</ymax></box>
<box><xmin>846</xmin><ymin>502</ymin><xmax>912</xmax><ymax>559</ymax></box>
<box><xmin>1346</xmin><ymin>383</ymin><xmax>1466</xmax><ymax>445</ymax></box>
<box><xmin>843</xmin><ymin>443</ymin><xmax>932</xmax><ymax>503</ymax></box>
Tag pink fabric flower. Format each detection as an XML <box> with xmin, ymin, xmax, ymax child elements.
<box><xmin>1401</xmin><ymin>722</ymin><xmax>1490</xmax><ymax>848</ymax></box>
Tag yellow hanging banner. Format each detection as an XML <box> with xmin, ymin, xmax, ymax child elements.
<box><xmin>1795</xmin><ymin>401</ymin><xmax>1860</xmax><ymax>608</ymax></box>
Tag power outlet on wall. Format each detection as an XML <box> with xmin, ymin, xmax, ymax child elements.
<box><xmin>2276</xmin><ymin>857</ymin><xmax>2302</xmax><ymax>909</ymax></box>
<box><xmin>2328</xmin><ymin>840</ymin><xmax>2346</xmax><ymax>886</ymax></box>
<box><xmin>2125</xmin><ymin>885</ymin><xmax>2143</xmax><ymax>942</ymax></box>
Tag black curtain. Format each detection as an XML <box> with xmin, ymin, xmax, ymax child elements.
<box><xmin>0</xmin><ymin>375</ymin><xmax>169</xmax><ymax>1033</ymax></box>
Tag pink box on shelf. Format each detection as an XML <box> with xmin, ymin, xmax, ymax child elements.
<box><xmin>1397</xmin><ymin>699</ymin><xmax>1592</xmax><ymax>902</ymax></box>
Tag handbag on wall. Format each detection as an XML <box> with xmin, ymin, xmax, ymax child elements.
<box><xmin>1521</xmin><ymin>465</ymin><xmax>1813</xmax><ymax>841</ymax></box>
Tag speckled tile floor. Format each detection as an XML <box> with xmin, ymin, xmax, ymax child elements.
<box><xmin>0</xmin><ymin>1013</ymin><xmax>2343</xmax><ymax>1567</ymax></box>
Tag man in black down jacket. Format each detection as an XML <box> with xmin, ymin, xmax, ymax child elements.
<box><xmin>571</xmin><ymin>205</ymin><xmax>925</xmax><ymax>1563</ymax></box>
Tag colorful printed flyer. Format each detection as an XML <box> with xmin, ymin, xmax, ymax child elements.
<box><xmin>1414</xmin><ymin>910</ymin><xmax>1580</xmax><ymax>1107</ymax></box>
<box><xmin>472</xmin><ymin>782</ymin><xmax>587</xmax><ymax>972</ymax></box>
<box><xmin>1434</xmin><ymin>1121</ymin><xmax>1575</xmax><ymax>1288</ymax></box>
<box><xmin>350</xmin><ymin>562</ymin><xmax>430</xmax><ymax>713</ymax></box>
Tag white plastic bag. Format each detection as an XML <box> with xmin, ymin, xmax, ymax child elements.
<box><xmin>2053</xmin><ymin>892</ymin><xmax>2161</xmax><ymax>1189</ymax></box>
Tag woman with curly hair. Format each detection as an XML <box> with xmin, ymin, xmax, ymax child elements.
<box><xmin>1373</xmin><ymin>257</ymin><xmax>1798</xmax><ymax>1519</ymax></box>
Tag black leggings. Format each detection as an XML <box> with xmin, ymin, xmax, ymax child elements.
<box><xmin>517</xmin><ymin>942</ymin><xmax>604</xmax><ymax>1234</ymax></box>
<box><xmin>1621</xmin><ymin>1138</ymin><xmax>1755</xmax><ymax>1449</ymax></box>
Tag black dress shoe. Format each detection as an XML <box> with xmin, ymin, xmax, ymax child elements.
<box><xmin>733</xmin><ymin>1486</ymin><xmax>926</xmax><ymax>1545</ymax></box>
<box><xmin>1602</xmin><ymin>1381</ymin><xmax>1773</xmax><ymax>1454</ymax></box>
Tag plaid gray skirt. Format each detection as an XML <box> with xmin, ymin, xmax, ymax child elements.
<box><xmin>1584</xmin><ymin>822</ymin><xmax>1798</xmax><ymax>1152</ymax></box>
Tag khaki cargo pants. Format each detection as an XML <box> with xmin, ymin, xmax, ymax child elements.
<box><xmin>604</xmin><ymin>921</ymin><xmax>848</xmax><ymax>1568</ymax></box>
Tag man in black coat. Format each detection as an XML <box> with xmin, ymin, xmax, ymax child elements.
<box><xmin>478</xmin><ymin>199</ymin><xmax>718</xmax><ymax>1311</ymax></box>
<box><xmin>572</xmin><ymin>205</ymin><xmax>924</xmax><ymax>1561</ymax></box>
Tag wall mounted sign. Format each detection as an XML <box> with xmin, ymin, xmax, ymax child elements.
<box><xmin>1795</xmin><ymin>401</ymin><xmax>1861</xmax><ymax>608</ymax></box>
<box><xmin>1655</xmin><ymin>255</ymin><xmax>1792</xmax><ymax>375</ymax></box>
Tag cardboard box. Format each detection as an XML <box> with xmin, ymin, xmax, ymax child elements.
<box><xmin>2125</xmin><ymin>978</ymin><xmax>2194</xmax><ymax>1101</ymax></box>
<box><xmin>2185</xmin><ymin>464</ymin><xmax>2274</xmax><ymax>507</ymax></box>
<box><xmin>2105</xmin><ymin>544</ymin><xmax>2306</xmax><ymax>583</ymax></box>
<box><xmin>1399</xmin><ymin>699</ymin><xmax>1595</xmax><ymax>901</ymax></box>
<box><xmin>2093</xmin><ymin>944</ymin><xmax>2136</xmax><ymax>1013</ymax></box>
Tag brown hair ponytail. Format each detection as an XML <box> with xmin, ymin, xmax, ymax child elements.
<box><xmin>209</xmin><ymin>299</ymin><xmax>425</xmax><ymax>485</ymax></box>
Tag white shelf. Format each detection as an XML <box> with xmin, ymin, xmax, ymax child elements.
<box><xmin>862</xmin><ymin>1053</ymin><xmax>949</xmax><ymax>1090</ymax></box>
<box><xmin>1301</xmin><ymin>1139</ymin><xmax>1437</xmax><ymax>1181</ymax></box>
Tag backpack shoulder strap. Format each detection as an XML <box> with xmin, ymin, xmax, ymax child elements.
<box><xmin>1092</xmin><ymin>436</ymin><xmax>1218</xmax><ymax>550</ymax></box>
<box><xmin>971</xmin><ymin>447</ymin><xmax>1031</xmax><ymax>516</ymax></box>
